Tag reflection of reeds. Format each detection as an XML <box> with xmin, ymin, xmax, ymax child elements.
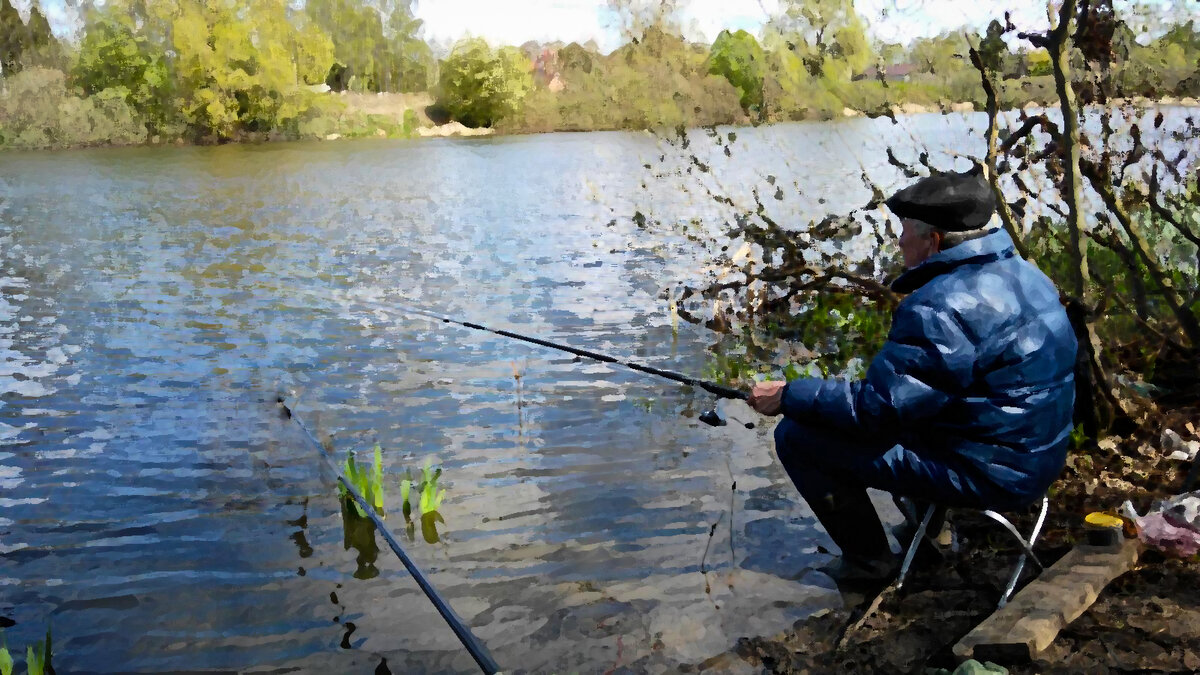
<box><xmin>340</xmin><ymin>497</ymin><xmax>381</xmax><ymax>580</ymax></box>
<box><xmin>725</xmin><ymin>456</ymin><xmax>738</xmax><ymax>569</ymax></box>
<box><xmin>669</xmin><ymin>291</ymin><xmax>679</xmax><ymax>335</ymax></box>
<box><xmin>511</xmin><ymin>358</ymin><xmax>527</xmax><ymax>431</ymax></box>
<box><xmin>288</xmin><ymin>498</ymin><xmax>313</xmax><ymax>559</ymax></box>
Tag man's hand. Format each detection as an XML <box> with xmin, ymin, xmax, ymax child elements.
<box><xmin>748</xmin><ymin>380</ymin><xmax>786</xmax><ymax>416</ymax></box>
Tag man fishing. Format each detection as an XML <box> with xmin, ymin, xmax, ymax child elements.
<box><xmin>747</xmin><ymin>170</ymin><xmax>1077</xmax><ymax>585</ymax></box>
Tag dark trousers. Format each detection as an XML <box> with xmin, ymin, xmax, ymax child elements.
<box><xmin>773</xmin><ymin>417</ymin><xmax>1002</xmax><ymax>559</ymax></box>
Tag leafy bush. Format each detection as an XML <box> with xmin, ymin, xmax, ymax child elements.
<box><xmin>436</xmin><ymin>38</ymin><xmax>533</xmax><ymax>128</ymax></box>
<box><xmin>709</xmin><ymin>29</ymin><xmax>766</xmax><ymax>116</ymax></box>
<box><xmin>509</xmin><ymin>35</ymin><xmax>744</xmax><ymax>133</ymax></box>
<box><xmin>0</xmin><ymin>69</ymin><xmax>147</xmax><ymax>148</ymax></box>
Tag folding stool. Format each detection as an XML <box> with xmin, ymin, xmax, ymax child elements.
<box><xmin>895</xmin><ymin>494</ymin><xmax>1050</xmax><ymax>608</ymax></box>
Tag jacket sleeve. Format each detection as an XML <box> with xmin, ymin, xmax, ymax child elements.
<box><xmin>779</xmin><ymin>300</ymin><xmax>977</xmax><ymax>435</ymax></box>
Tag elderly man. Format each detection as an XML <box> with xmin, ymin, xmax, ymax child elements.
<box><xmin>748</xmin><ymin>170</ymin><xmax>1077</xmax><ymax>584</ymax></box>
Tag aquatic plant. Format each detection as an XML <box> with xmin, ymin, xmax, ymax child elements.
<box><xmin>397</xmin><ymin>458</ymin><xmax>445</xmax><ymax>518</ymax></box>
<box><xmin>417</xmin><ymin>457</ymin><xmax>445</xmax><ymax>515</ymax></box>
<box><xmin>0</xmin><ymin>626</ymin><xmax>51</xmax><ymax>675</ymax></box>
<box><xmin>338</xmin><ymin>444</ymin><xmax>385</xmax><ymax>518</ymax></box>
<box><xmin>399</xmin><ymin>476</ymin><xmax>412</xmax><ymax>517</ymax></box>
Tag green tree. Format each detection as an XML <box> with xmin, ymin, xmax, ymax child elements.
<box><xmin>0</xmin><ymin>0</ymin><xmax>25</xmax><ymax>75</ymax></box>
<box><xmin>74</xmin><ymin>2</ymin><xmax>173</xmax><ymax>132</ymax></box>
<box><xmin>709</xmin><ymin>29</ymin><xmax>766</xmax><ymax>117</ymax></box>
<box><xmin>760</xmin><ymin>29</ymin><xmax>834</xmax><ymax>119</ymax></box>
<box><xmin>306</xmin><ymin>0</ymin><xmax>388</xmax><ymax>90</ymax></box>
<box><xmin>908</xmin><ymin>32</ymin><xmax>967</xmax><ymax>76</ymax></box>
<box><xmin>874</xmin><ymin>41</ymin><xmax>904</xmax><ymax>66</ymax></box>
<box><xmin>558</xmin><ymin>42</ymin><xmax>596</xmax><ymax>74</ymax></box>
<box><xmin>437</xmin><ymin>38</ymin><xmax>533</xmax><ymax>127</ymax></box>
<box><xmin>26</xmin><ymin>2</ymin><xmax>50</xmax><ymax>46</ymax></box>
<box><xmin>384</xmin><ymin>0</ymin><xmax>435</xmax><ymax>92</ymax></box>
<box><xmin>294</xmin><ymin>19</ymin><xmax>337</xmax><ymax>86</ymax></box>
<box><xmin>170</xmin><ymin>0</ymin><xmax>321</xmax><ymax>138</ymax></box>
<box><xmin>23</xmin><ymin>0</ymin><xmax>63</xmax><ymax>68</ymax></box>
<box><xmin>249</xmin><ymin>0</ymin><xmax>333</xmax><ymax>86</ymax></box>
<box><xmin>767</xmin><ymin>0</ymin><xmax>871</xmax><ymax>81</ymax></box>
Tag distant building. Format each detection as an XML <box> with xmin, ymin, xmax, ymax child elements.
<box><xmin>534</xmin><ymin>46</ymin><xmax>561</xmax><ymax>81</ymax></box>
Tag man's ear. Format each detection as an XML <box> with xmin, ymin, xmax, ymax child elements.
<box><xmin>930</xmin><ymin>229</ymin><xmax>944</xmax><ymax>252</ymax></box>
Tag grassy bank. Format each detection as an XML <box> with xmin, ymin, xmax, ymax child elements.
<box><xmin>0</xmin><ymin>72</ymin><xmax>1069</xmax><ymax>151</ymax></box>
<box><xmin>0</xmin><ymin>70</ymin><xmax>433</xmax><ymax>150</ymax></box>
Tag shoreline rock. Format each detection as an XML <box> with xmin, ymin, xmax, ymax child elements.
<box><xmin>417</xmin><ymin>121</ymin><xmax>494</xmax><ymax>138</ymax></box>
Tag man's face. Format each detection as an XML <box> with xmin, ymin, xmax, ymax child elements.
<box><xmin>899</xmin><ymin>218</ymin><xmax>941</xmax><ymax>269</ymax></box>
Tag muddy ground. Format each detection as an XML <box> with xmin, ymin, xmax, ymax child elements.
<box><xmin>704</xmin><ymin>408</ymin><xmax>1200</xmax><ymax>674</ymax></box>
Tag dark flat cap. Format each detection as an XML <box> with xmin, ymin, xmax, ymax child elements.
<box><xmin>885</xmin><ymin>170</ymin><xmax>996</xmax><ymax>232</ymax></box>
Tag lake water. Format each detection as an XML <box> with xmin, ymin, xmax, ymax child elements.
<box><xmin>0</xmin><ymin>111</ymin><xmax>1106</xmax><ymax>672</ymax></box>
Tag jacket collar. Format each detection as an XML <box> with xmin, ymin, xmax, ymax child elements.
<box><xmin>890</xmin><ymin>228</ymin><xmax>1015</xmax><ymax>294</ymax></box>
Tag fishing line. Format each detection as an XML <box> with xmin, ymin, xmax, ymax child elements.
<box><xmin>278</xmin><ymin>397</ymin><xmax>502</xmax><ymax>675</ymax></box>
<box><xmin>299</xmin><ymin>289</ymin><xmax>749</xmax><ymax>425</ymax></box>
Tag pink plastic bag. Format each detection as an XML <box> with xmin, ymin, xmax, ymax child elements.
<box><xmin>1123</xmin><ymin>492</ymin><xmax>1200</xmax><ymax>557</ymax></box>
<box><xmin>1134</xmin><ymin>512</ymin><xmax>1200</xmax><ymax>557</ymax></box>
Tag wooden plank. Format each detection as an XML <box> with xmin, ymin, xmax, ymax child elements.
<box><xmin>953</xmin><ymin>539</ymin><xmax>1139</xmax><ymax>663</ymax></box>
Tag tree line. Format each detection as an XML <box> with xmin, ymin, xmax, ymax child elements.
<box><xmin>0</xmin><ymin>0</ymin><xmax>435</xmax><ymax>146</ymax></box>
<box><xmin>0</xmin><ymin>0</ymin><xmax>1197</xmax><ymax>148</ymax></box>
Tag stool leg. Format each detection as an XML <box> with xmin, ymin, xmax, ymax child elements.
<box><xmin>895</xmin><ymin>504</ymin><xmax>935</xmax><ymax>591</ymax></box>
<box><xmin>986</xmin><ymin>496</ymin><xmax>1050</xmax><ymax>608</ymax></box>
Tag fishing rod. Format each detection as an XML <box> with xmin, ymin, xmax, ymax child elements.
<box><xmin>325</xmin><ymin>292</ymin><xmax>750</xmax><ymax>427</ymax></box>
<box><xmin>278</xmin><ymin>397</ymin><xmax>503</xmax><ymax>675</ymax></box>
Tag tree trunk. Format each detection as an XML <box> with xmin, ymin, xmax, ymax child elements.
<box><xmin>1048</xmin><ymin>0</ymin><xmax>1120</xmax><ymax>437</ymax></box>
<box><xmin>969</xmin><ymin>46</ymin><xmax>1029</xmax><ymax>259</ymax></box>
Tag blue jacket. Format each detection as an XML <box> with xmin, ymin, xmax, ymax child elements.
<box><xmin>780</xmin><ymin>228</ymin><xmax>1077</xmax><ymax>505</ymax></box>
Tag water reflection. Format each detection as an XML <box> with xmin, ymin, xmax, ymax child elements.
<box><xmin>340</xmin><ymin>497</ymin><xmax>381</xmax><ymax>581</ymax></box>
<box><xmin>417</xmin><ymin>512</ymin><xmax>444</xmax><ymax>545</ymax></box>
<box><xmin>288</xmin><ymin>498</ymin><xmax>314</xmax><ymax>561</ymax></box>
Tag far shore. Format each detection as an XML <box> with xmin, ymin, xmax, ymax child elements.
<box><xmin>327</xmin><ymin>91</ymin><xmax>1200</xmax><ymax>141</ymax></box>
<box><xmin>4</xmin><ymin>92</ymin><xmax>1199</xmax><ymax>152</ymax></box>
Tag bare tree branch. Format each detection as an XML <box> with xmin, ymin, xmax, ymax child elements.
<box><xmin>1081</xmin><ymin>157</ymin><xmax>1200</xmax><ymax>346</ymax></box>
<box><xmin>968</xmin><ymin>44</ymin><xmax>1030</xmax><ymax>259</ymax></box>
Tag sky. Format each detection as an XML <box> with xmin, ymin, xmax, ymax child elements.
<box><xmin>410</xmin><ymin>0</ymin><xmax>1192</xmax><ymax>52</ymax></box>
<box><xmin>19</xmin><ymin>0</ymin><xmax>1193</xmax><ymax>49</ymax></box>
<box><xmin>412</xmin><ymin>0</ymin><xmax>1058</xmax><ymax>53</ymax></box>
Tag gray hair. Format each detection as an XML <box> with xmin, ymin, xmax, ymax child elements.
<box><xmin>908</xmin><ymin>215</ymin><xmax>997</xmax><ymax>250</ymax></box>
